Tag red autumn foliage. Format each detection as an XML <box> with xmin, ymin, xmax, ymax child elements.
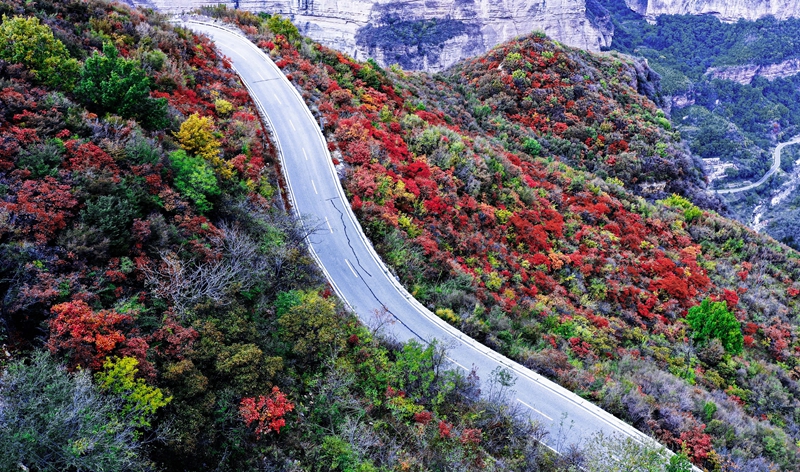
<box><xmin>679</xmin><ymin>424</ymin><xmax>713</xmax><ymax>463</ymax></box>
<box><xmin>438</xmin><ymin>421</ymin><xmax>453</xmax><ymax>439</ymax></box>
<box><xmin>63</xmin><ymin>140</ymin><xmax>119</xmax><ymax>176</ymax></box>
<box><xmin>3</xmin><ymin>176</ymin><xmax>78</xmax><ymax>243</ymax></box>
<box><xmin>47</xmin><ymin>300</ymin><xmax>146</xmax><ymax>371</ymax></box>
<box><xmin>413</xmin><ymin>411</ymin><xmax>433</xmax><ymax>425</ymax></box>
<box><xmin>460</xmin><ymin>428</ymin><xmax>482</xmax><ymax>445</ymax></box>
<box><xmin>239</xmin><ymin>386</ymin><xmax>295</xmax><ymax>438</ymax></box>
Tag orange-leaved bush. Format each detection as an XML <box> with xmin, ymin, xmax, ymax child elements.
<box><xmin>47</xmin><ymin>300</ymin><xmax>143</xmax><ymax>371</ymax></box>
<box><xmin>239</xmin><ymin>386</ymin><xmax>294</xmax><ymax>438</ymax></box>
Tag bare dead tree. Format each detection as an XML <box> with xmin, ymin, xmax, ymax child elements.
<box><xmin>143</xmin><ymin>221</ymin><xmax>268</xmax><ymax>318</ymax></box>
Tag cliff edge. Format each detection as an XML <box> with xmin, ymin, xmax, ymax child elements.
<box><xmin>124</xmin><ymin>0</ymin><xmax>613</xmax><ymax>71</ymax></box>
<box><xmin>624</xmin><ymin>0</ymin><xmax>800</xmax><ymax>22</ymax></box>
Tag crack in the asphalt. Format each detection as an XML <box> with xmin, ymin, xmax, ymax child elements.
<box><xmin>329</xmin><ymin>198</ymin><xmax>372</xmax><ymax>277</ymax></box>
<box><xmin>327</xmin><ymin>199</ymin><xmax>430</xmax><ymax>344</ymax></box>
<box><xmin>355</xmin><ymin>277</ymin><xmax>428</xmax><ymax>345</ymax></box>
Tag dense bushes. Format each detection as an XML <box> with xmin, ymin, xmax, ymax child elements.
<box><xmin>76</xmin><ymin>42</ymin><xmax>168</xmax><ymax>129</ymax></box>
<box><xmin>0</xmin><ymin>351</ymin><xmax>152</xmax><ymax>472</ymax></box>
<box><xmin>0</xmin><ymin>15</ymin><xmax>79</xmax><ymax>89</ymax></box>
<box><xmin>0</xmin><ymin>2</ymin><xmax>578</xmax><ymax>471</ymax></box>
<box><xmin>168</xmin><ymin>149</ymin><xmax>220</xmax><ymax>213</ymax></box>
<box><xmin>209</xmin><ymin>7</ymin><xmax>800</xmax><ymax>468</ymax></box>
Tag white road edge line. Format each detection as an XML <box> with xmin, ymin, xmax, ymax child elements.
<box><xmin>517</xmin><ymin>398</ymin><xmax>554</xmax><ymax>422</ymax></box>
<box><xmin>311</xmin><ymin>179</ymin><xmax>318</xmax><ymax>194</ymax></box>
<box><xmin>344</xmin><ymin>259</ymin><xmax>359</xmax><ymax>278</ymax></box>
<box><xmin>180</xmin><ymin>20</ymin><xmax>702</xmax><ymax>472</ymax></box>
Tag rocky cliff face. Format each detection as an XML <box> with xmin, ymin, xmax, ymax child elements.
<box><xmin>706</xmin><ymin>59</ymin><xmax>800</xmax><ymax>84</ymax></box>
<box><xmin>623</xmin><ymin>0</ymin><xmax>800</xmax><ymax>22</ymax></box>
<box><xmin>125</xmin><ymin>0</ymin><xmax>613</xmax><ymax>71</ymax></box>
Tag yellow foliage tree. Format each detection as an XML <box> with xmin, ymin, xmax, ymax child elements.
<box><xmin>214</xmin><ymin>99</ymin><xmax>233</xmax><ymax>116</ymax></box>
<box><xmin>277</xmin><ymin>291</ymin><xmax>345</xmax><ymax>357</ymax></box>
<box><xmin>95</xmin><ymin>357</ymin><xmax>171</xmax><ymax>428</ymax></box>
<box><xmin>0</xmin><ymin>15</ymin><xmax>79</xmax><ymax>90</ymax></box>
<box><xmin>175</xmin><ymin>113</ymin><xmax>233</xmax><ymax>179</ymax></box>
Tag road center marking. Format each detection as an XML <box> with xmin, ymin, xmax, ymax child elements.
<box><xmin>325</xmin><ymin>216</ymin><xmax>333</xmax><ymax>233</ymax></box>
<box><xmin>517</xmin><ymin>398</ymin><xmax>553</xmax><ymax>421</ymax></box>
<box><xmin>289</xmin><ymin>119</ymin><xmax>296</xmax><ymax>131</ymax></box>
<box><xmin>302</xmin><ymin>147</ymin><xmax>308</xmax><ymax>161</ymax></box>
<box><xmin>273</xmin><ymin>93</ymin><xmax>282</xmax><ymax>105</ymax></box>
<box><xmin>345</xmin><ymin>259</ymin><xmax>359</xmax><ymax>278</ymax></box>
<box><xmin>311</xmin><ymin>179</ymin><xmax>318</xmax><ymax>194</ymax></box>
<box><xmin>446</xmin><ymin>356</ymin><xmax>469</xmax><ymax>372</ymax></box>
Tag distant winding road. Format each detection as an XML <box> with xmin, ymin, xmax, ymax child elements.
<box><xmin>715</xmin><ymin>135</ymin><xmax>800</xmax><ymax>194</ymax></box>
<box><xmin>180</xmin><ymin>18</ymin><xmax>689</xmax><ymax>464</ymax></box>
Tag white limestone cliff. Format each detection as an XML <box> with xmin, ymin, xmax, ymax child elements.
<box><xmin>624</xmin><ymin>0</ymin><xmax>800</xmax><ymax>22</ymax></box>
<box><xmin>124</xmin><ymin>0</ymin><xmax>613</xmax><ymax>71</ymax></box>
<box><xmin>706</xmin><ymin>59</ymin><xmax>800</xmax><ymax>85</ymax></box>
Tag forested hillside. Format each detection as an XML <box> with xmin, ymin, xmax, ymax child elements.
<box><xmin>206</xmin><ymin>6</ymin><xmax>800</xmax><ymax>470</ymax></box>
<box><xmin>598</xmin><ymin>0</ymin><xmax>800</xmax><ymax>247</ymax></box>
<box><xmin>0</xmin><ymin>2</ymin><xmax>573</xmax><ymax>471</ymax></box>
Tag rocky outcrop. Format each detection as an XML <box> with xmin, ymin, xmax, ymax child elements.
<box><xmin>124</xmin><ymin>0</ymin><xmax>613</xmax><ymax>71</ymax></box>
<box><xmin>623</xmin><ymin>0</ymin><xmax>800</xmax><ymax>22</ymax></box>
<box><xmin>706</xmin><ymin>58</ymin><xmax>800</xmax><ymax>84</ymax></box>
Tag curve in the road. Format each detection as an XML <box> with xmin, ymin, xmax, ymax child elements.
<box><xmin>715</xmin><ymin>135</ymin><xmax>800</xmax><ymax>194</ymax></box>
<box><xmin>180</xmin><ymin>17</ymin><xmax>691</xmax><ymax>466</ymax></box>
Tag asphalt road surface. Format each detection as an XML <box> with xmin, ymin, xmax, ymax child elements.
<box><xmin>716</xmin><ymin>135</ymin><xmax>800</xmax><ymax>194</ymax></box>
<box><xmin>181</xmin><ymin>18</ymin><xmax>678</xmax><ymax>458</ymax></box>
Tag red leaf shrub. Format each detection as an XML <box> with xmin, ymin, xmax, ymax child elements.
<box><xmin>239</xmin><ymin>386</ymin><xmax>294</xmax><ymax>438</ymax></box>
<box><xmin>47</xmin><ymin>300</ymin><xmax>142</xmax><ymax>371</ymax></box>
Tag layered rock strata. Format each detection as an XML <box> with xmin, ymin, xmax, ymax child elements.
<box><xmin>624</xmin><ymin>0</ymin><xmax>800</xmax><ymax>22</ymax></box>
<box><xmin>125</xmin><ymin>0</ymin><xmax>613</xmax><ymax>71</ymax></box>
<box><xmin>706</xmin><ymin>59</ymin><xmax>800</xmax><ymax>85</ymax></box>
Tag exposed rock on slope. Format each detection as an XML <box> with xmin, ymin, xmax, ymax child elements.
<box><xmin>624</xmin><ymin>0</ymin><xmax>800</xmax><ymax>22</ymax></box>
<box><xmin>706</xmin><ymin>58</ymin><xmax>800</xmax><ymax>85</ymax></box>
<box><xmin>124</xmin><ymin>0</ymin><xmax>613</xmax><ymax>71</ymax></box>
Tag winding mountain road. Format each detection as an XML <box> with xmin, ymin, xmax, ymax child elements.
<box><xmin>180</xmin><ymin>18</ymin><xmax>681</xmax><ymax>461</ymax></box>
<box><xmin>715</xmin><ymin>135</ymin><xmax>800</xmax><ymax>194</ymax></box>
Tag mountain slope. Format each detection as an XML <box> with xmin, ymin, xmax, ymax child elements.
<box><xmin>209</xmin><ymin>7</ymin><xmax>800</xmax><ymax>469</ymax></box>
<box><xmin>0</xmin><ymin>2</ymin><xmax>577</xmax><ymax>471</ymax></box>
<box><xmin>600</xmin><ymin>0</ymin><xmax>800</xmax><ymax>247</ymax></box>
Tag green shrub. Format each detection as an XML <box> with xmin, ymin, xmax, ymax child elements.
<box><xmin>81</xmin><ymin>194</ymin><xmax>140</xmax><ymax>253</ymax></box>
<box><xmin>522</xmin><ymin>137</ymin><xmax>542</xmax><ymax>156</ymax></box>
<box><xmin>667</xmin><ymin>453</ymin><xmax>693</xmax><ymax>472</ymax></box>
<box><xmin>265</xmin><ymin>15</ymin><xmax>300</xmax><ymax>42</ymax></box>
<box><xmin>168</xmin><ymin>149</ymin><xmax>220</xmax><ymax>213</ymax></box>
<box><xmin>95</xmin><ymin>357</ymin><xmax>171</xmax><ymax>429</ymax></box>
<box><xmin>702</xmin><ymin>400</ymin><xmax>717</xmax><ymax>422</ymax></box>
<box><xmin>76</xmin><ymin>42</ymin><xmax>168</xmax><ymax>129</ymax></box>
<box><xmin>686</xmin><ymin>298</ymin><xmax>744</xmax><ymax>355</ymax></box>
<box><xmin>661</xmin><ymin>193</ymin><xmax>703</xmax><ymax>222</ymax></box>
<box><xmin>17</xmin><ymin>140</ymin><xmax>64</xmax><ymax>178</ymax></box>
